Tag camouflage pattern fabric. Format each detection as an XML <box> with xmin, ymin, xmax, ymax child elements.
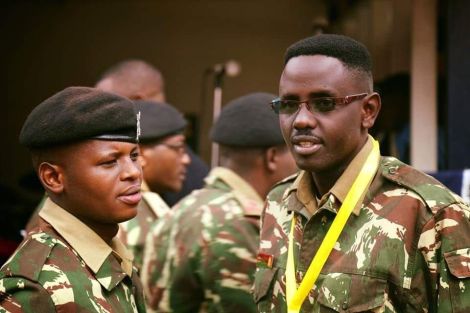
<box><xmin>254</xmin><ymin>157</ymin><xmax>470</xmax><ymax>312</ymax></box>
<box><xmin>0</xmin><ymin>214</ymin><xmax>146</xmax><ymax>312</ymax></box>
<box><xmin>118</xmin><ymin>186</ymin><xmax>169</xmax><ymax>272</ymax></box>
<box><xmin>142</xmin><ymin>167</ymin><xmax>263</xmax><ymax>313</ymax></box>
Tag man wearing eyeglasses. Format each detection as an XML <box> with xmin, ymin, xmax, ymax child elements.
<box><xmin>254</xmin><ymin>34</ymin><xmax>470</xmax><ymax>312</ymax></box>
<box><xmin>117</xmin><ymin>100</ymin><xmax>191</xmax><ymax>271</ymax></box>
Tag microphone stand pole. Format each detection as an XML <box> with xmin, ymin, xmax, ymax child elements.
<box><xmin>211</xmin><ymin>70</ymin><xmax>224</xmax><ymax>168</ymax></box>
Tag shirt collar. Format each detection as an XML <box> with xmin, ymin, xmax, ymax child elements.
<box><xmin>286</xmin><ymin>135</ymin><xmax>375</xmax><ymax>216</ymax></box>
<box><xmin>204</xmin><ymin>167</ymin><xmax>264</xmax><ymax>216</ymax></box>
<box><xmin>141</xmin><ymin>180</ymin><xmax>150</xmax><ymax>192</ymax></box>
<box><xmin>330</xmin><ymin>135</ymin><xmax>374</xmax><ymax>215</ymax></box>
<box><xmin>141</xmin><ymin>180</ymin><xmax>170</xmax><ymax>218</ymax></box>
<box><xmin>39</xmin><ymin>198</ymin><xmax>134</xmax><ymax>277</ymax></box>
<box><xmin>287</xmin><ymin>171</ymin><xmax>318</xmax><ymax>216</ymax></box>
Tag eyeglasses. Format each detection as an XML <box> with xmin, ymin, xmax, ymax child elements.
<box><xmin>270</xmin><ymin>93</ymin><xmax>368</xmax><ymax>115</ymax></box>
<box><xmin>159</xmin><ymin>142</ymin><xmax>187</xmax><ymax>155</ymax></box>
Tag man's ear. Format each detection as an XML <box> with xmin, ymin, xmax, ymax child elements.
<box><xmin>130</xmin><ymin>93</ymin><xmax>145</xmax><ymax>101</ymax></box>
<box><xmin>361</xmin><ymin>92</ymin><xmax>381</xmax><ymax>129</ymax></box>
<box><xmin>264</xmin><ymin>147</ymin><xmax>278</xmax><ymax>172</ymax></box>
<box><xmin>139</xmin><ymin>146</ymin><xmax>151</xmax><ymax>168</ymax></box>
<box><xmin>38</xmin><ymin>162</ymin><xmax>64</xmax><ymax>194</ymax></box>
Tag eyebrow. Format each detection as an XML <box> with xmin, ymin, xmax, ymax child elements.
<box><xmin>308</xmin><ymin>91</ymin><xmax>335</xmax><ymax>98</ymax></box>
<box><xmin>162</xmin><ymin>137</ymin><xmax>186</xmax><ymax>144</ymax></box>
<box><xmin>102</xmin><ymin>150</ymin><xmax>121</xmax><ymax>159</ymax></box>
<box><xmin>101</xmin><ymin>145</ymin><xmax>139</xmax><ymax>158</ymax></box>
<box><xmin>281</xmin><ymin>90</ymin><xmax>335</xmax><ymax>100</ymax></box>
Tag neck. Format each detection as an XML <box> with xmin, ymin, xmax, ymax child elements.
<box><xmin>311</xmin><ymin>136</ymin><xmax>369</xmax><ymax>197</ymax></box>
<box><xmin>78</xmin><ymin>218</ymin><xmax>119</xmax><ymax>244</ymax></box>
<box><xmin>226</xmin><ymin>164</ymin><xmax>268</xmax><ymax>199</ymax></box>
<box><xmin>240</xmin><ymin>171</ymin><xmax>269</xmax><ymax>199</ymax></box>
<box><xmin>310</xmin><ymin>165</ymin><xmax>347</xmax><ymax>198</ymax></box>
<box><xmin>53</xmin><ymin>196</ymin><xmax>119</xmax><ymax>245</ymax></box>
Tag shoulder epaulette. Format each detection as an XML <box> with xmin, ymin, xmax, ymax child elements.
<box><xmin>1</xmin><ymin>232</ymin><xmax>57</xmax><ymax>282</ymax></box>
<box><xmin>272</xmin><ymin>171</ymin><xmax>300</xmax><ymax>189</ymax></box>
<box><xmin>380</xmin><ymin>156</ymin><xmax>465</xmax><ymax>212</ymax></box>
<box><xmin>142</xmin><ymin>191</ymin><xmax>170</xmax><ymax>218</ymax></box>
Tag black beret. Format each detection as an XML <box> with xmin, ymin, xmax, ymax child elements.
<box><xmin>210</xmin><ymin>92</ymin><xmax>285</xmax><ymax>147</ymax></box>
<box><xmin>136</xmin><ymin>100</ymin><xmax>187</xmax><ymax>143</ymax></box>
<box><xmin>19</xmin><ymin>87</ymin><xmax>139</xmax><ymax>149</ymax></box>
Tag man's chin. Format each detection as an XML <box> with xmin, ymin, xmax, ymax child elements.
<box><xmin>294</xmin><ymin>159</ymin><xmax>329</xmax><ymax>174</ymax></box>
<box><xmin>157</xmin><ymin>184</ymin><xmax>182</xmax><ymax>195</ymax></box>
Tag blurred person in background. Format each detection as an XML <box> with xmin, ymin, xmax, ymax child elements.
<box><xmin>142</xmin><ymin>92</ymin><xmax>298</xmax><ymax>313</ymax></box>
<box><xmin>118</xmin><ymin>99</ymin><xmax>190</xmax><ymax>270</ymax></box>
<box><xmin>95</xmin><ymin>59</ymin><xmax>209</xmax><ymax>206</ymax></box>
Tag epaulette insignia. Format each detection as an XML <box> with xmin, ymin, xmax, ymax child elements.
<box><xmin>256</xmin><ymin>252</ymin><xmax>274</xmax><ymax>268</ymax></box>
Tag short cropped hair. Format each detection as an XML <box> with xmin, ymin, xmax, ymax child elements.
<box><xmin>218</xmin><ymin>145</ymin><xmax>266</xmax><ymax>174</ymax></box>
<box><xmin>285</xmin><ymin>34</ymin><xmax>372</xmax><ymax>76</ymax></box>
<box><xmin>95</xmin><ymin>59</ymin><xmax>164</xmax><ymax>100</ymax></box>
<box><xmin>98</xmin><ymin>59</ymin><xmax>162</xmax><ymax>83</ymax></box>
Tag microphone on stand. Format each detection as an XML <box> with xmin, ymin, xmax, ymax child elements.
<box><xmin>211</xmin><ymin>60</ymin><xmax>242</xmax><ymax>78</ymax></box>
<box><xmin>207</xmin><ymin>59</ymin><xmax>241</xmax><ymax>168</ymax></box>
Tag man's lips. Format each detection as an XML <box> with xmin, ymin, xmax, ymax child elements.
<box><xmin>179</xmin><ymin>170</ymin><xmax>187</xmax><ymax>181</ymax></box>
<box><xmin>291</xmin><ymin>135</ymin><xmax>322</xmax><ymax>155</ymax></box>
<box><xmin>118</xmin><ymin>185</ymin><xmax>142</xmax><ymax>205</ymax></box>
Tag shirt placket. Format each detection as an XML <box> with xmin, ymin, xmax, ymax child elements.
<box><xmin>296</xmin><ymin>196</ymin><xmax>339</xmax><ymax>309</ymax></box>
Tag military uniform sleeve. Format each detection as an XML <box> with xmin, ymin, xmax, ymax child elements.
<box><xmin>0</xmin><ymin>276</ymin><xmax>56</xmax><ymax>313</ymax></box>
<box><xmin>141</xmin><ymin>214</ymin><xmax>174</xmax><ymax>312</ymax></box>
<box><xmin>419</xmin><ymin>202</ymin><xmax>470</xmax><ymax>312</ymax></box>
<box><xmin>165</xmin><ymin>211</ymin><xmax>205</xmax><ymax>313</ymax></box>
<box><xmin>197</xmin><ymin>215</ymin><xmax>259</xmax><ymax>313</ymax></box>
<box><xmin>168</xmin><ymin>219</ymin><xmax>257</xmax><ymax>313</ymax></box>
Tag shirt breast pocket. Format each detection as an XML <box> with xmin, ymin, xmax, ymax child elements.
<box><xmin>445</xmin><ymin>248</ymin><xmax>470</xmax><ymax>279</ymax></box>
<box><xmin>444</xmin><ymin>248</ymin><xmax>470</xmax><ymax>311</ymax></box>
<box><xmin>315</xmin><ymin>273</ymin><xmax>392</xmax><ymax>312</ymax></box>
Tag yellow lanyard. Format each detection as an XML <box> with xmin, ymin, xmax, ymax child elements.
<box><xmin>286</xmin><ymin>139</ymin><xmax>380</xmax><ymax>313</ymax></box>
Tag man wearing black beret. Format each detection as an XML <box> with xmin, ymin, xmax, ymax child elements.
<box><xmin>117</xmin><ymin>100</ymin><xmax>191</xmax><ymax>271</ymax></box>
<box><xmin>0</xmin><ymin>87</ymin><xmax>146</xmax><ymax>312</ymax></box>
<box><xmin>142</xmin><ymin>92</ymin><xmax>298</xmax><ymax>312</ymax></box>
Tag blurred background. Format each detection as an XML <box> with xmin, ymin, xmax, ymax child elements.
<box><xmin>1</xmin><ymin>0</ymin><xmax>469</xmax><ymax>261</ymax></box>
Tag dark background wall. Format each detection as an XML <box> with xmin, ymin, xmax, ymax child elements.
<box><xmin>1</xmin><ymin>0</ymin><xmax>325</xmax><ymax>195</ymax></box>
<box><xmin>3</xmin><ymin>0</ymin><xmax>467</xmax><ymax>198</ymax></box>
<box><xmin>447</xmin><ymin>0</ymin><xmax>470</xmax><ymax>169</ymax></box>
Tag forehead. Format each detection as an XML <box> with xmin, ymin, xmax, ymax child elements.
<box><xmin>279</xmin><ymin>55</ymin><xmax>360</xmax><ymax>96</ymax></box>
<box><xmin>95</xmin><ymin>78</ymin><xmax>116</xmax><ymax>93</ymax></box>
<box><xmin>161</xmin><ymin>134</ymin><xmax>185</xmax><ymax>142</ymax></box>
<box><xmin>37</xmin><ymin>140</ymin><xmax>136</xmax><ymax>169</ymax></box>
<box><xmin>65</xmin><ymin>140</ymin><xmax>137</xmax><ymax>156</ymax></box>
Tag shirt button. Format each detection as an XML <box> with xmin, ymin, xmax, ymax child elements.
<box><xmin>342</xmin><ymin>302</ymin><xmax>348</xmax><ymax>310</ymax></box>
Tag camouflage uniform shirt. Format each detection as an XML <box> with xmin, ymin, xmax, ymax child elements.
<box><xmin>142</xmin><ymin>167</ymin><xmax>263</xmax><ymax>313</ymax></box>
<box><xmin>0</xmin><ymin>198</ymin><xmax>147</xmax><ymax>312</ymax></box>
<box><xmin>254</xmin><ymin>137</ymin><xmax>470</xmax><ymax>312</ymax></box>
<box><xmin>118</xmin><ymin>181</ymin><xmax>169</xmax><ymax>272</ymax></box>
